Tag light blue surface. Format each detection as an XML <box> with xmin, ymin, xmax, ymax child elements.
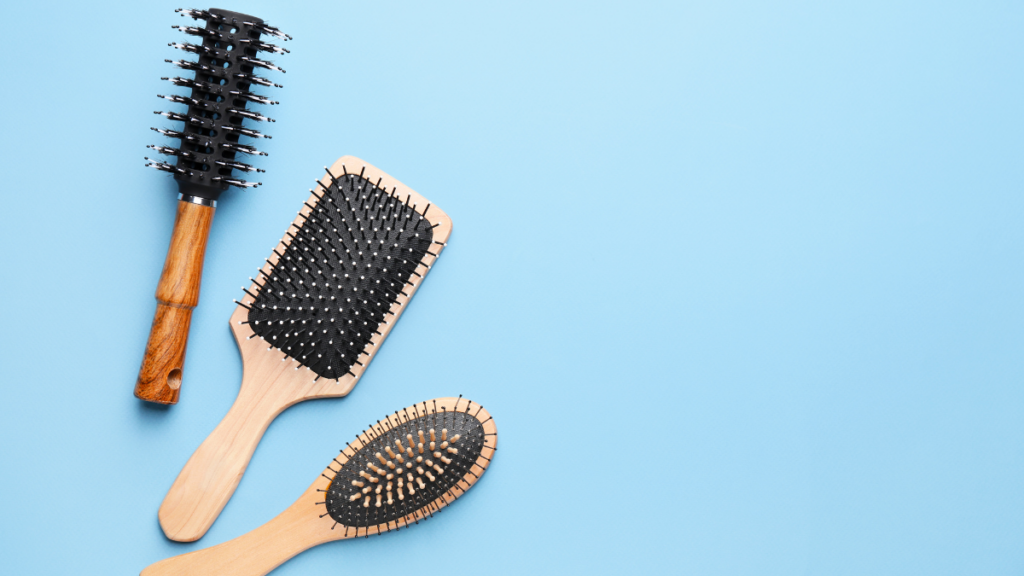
<box><xmin>0</xmin><ymin>1</ymin><xmax>1022</xmax><ymax>574</ymax></box>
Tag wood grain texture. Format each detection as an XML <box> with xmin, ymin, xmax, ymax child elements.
<box><xmin>158</xmin><ymin>156</ymin><xmax>453</xmax><ymax>542</ymax></box>
<box><xmin>144</xmin><ymin>398</ymin><xmax>496</xmax><ymax>576</ymax></box>
<box><xmin>136</xmin><ymin>200</ymin><xmax>215</xmax><ymax>405</ymax></box>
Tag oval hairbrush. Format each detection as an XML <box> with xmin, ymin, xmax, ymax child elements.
<box><xmin>142</xmin><ymin>397</ymin><xmax>496</xmax><ymax>576</ymax></box>
<box><xmin>158</xmin><ymin>156</ymin><xmax>452</xmax><ymax>542</ymax></box>
<box><xmin>137</xmin><ymin>7</ymin><xmax>290</xmax><ymax>404</ymax></box>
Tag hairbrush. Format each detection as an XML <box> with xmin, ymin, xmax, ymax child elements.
<box><xmin>136</xmin><ymin>7</ymin><xmax>290</xmax><ymax>405</ymax></box>
<box><xmin>143</xmin><ymin>397</ymin><xmax>495</xmax><ymax>575</ymax></box>
<box><xmin>157</xmin><ymin>156</ymin><xmax>452</xmax><ymax>541</ymax></box>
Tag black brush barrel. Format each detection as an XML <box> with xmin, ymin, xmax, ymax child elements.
<box><xmin>175</xmin><ymin>9</ymin><xmax>264</xmax><ymax>201</ymax></box>
<box><xmin>149</xmin><ymin>7</ymin><xmax>289</xmax><ymax>202</ymax></box>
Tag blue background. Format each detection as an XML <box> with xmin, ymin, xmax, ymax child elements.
<box><xmin>0</xmin><ymin>1</ymin><xmax>1021</xmax><ymax>574</ymax></box>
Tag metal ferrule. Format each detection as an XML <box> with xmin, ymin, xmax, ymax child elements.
<box><xmin>179</xmin><ymin>194</ymin><xmax>216</xmax><ymax>208</ymax></box>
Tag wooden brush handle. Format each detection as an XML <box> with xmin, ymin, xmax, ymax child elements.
<box><xmin>135</xmin><ymin>200</ymin><xmax>215</xmax><ymax>404</ymax></box>
<box><xmin>143</xmin><ymin>498</ymin><xmax>329</xmax><ymax>576</ymax></box>
<box><xmin>159</xmin><ymin>386</ymin><xmax>286</xmax><ymax>542</ymax></box>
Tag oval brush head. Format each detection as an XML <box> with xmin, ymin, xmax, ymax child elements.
<box><xmin>146</xmin><ymin>7</ymin><xmax>290</xmax><ymax>200</ymax></box>
<box><xmin>141</xmin><ymin>398</ymin><xmax>496</xmax><ymax>576</ymax></box>
<box><xmin>243</xmin><ymin>165</ymin><xmax>442</xmax><ymax>381</ymax></box>
<box><xmin>322</xmin><ymin>397</ymin><xmax>494</xmax><ymax>533</ymax></box>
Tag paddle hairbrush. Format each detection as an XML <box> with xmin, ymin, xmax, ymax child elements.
<box><xmin>143</xmin><ymin>397</ymin><xmax>495</xmax><ymax>576</ymax></box>
<box><xmin>158</xmin><ymin>156</ymin><xmax>452</xmax><ymax>541</ymax></box>
<box><xmin>136</xmin><ymin>7</ymin><xmax>290</xmax><ymax>404</ymax></box>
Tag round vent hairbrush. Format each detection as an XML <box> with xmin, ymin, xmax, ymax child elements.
<box><xmin>142</xmin><ymin>397</ymin><xmax>496</xmax><ymax>576</ymax></box>
<box><xmin>136</xmin><ymin>8</ymin><xmax>290</xmax><ymax>404</ymax></box>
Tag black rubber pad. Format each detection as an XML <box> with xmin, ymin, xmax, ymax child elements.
<box><xmin>247</xmin><ymin>171</ymin><xmax>434</xmax><ymax>380</ymax></box>
<box><xmin>324</xmin><ymin>409</ymin><xmax>486</xmax><ymax>527</ymax></box>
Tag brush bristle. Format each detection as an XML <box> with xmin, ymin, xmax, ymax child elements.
<box><xmin>244</xmin><ymin>167</ymin><xmax>439</xmax><ymax>380</ymax></box>
<box><xmin>146</xmin><ymin>8</ymin><xmax>289</xmax><ymax>195</ymax></box>
<box><xmin>317</xmin><ymin>398</ymin><xmax>496</xmax><ymax>536</ymax></box>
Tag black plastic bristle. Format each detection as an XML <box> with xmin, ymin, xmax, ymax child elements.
<box><xmin>147</xmin><ymin>8</ymin><xmax>289</xmax><ymax>200</ymax></box>
<box><xmin>154</xmin><ymin>110</ymin><xmax>212</xmax><ymax>128</ymax></box>
<box><xmin>151</xmin><ymin>127</ymin><xmax>212</xmax><ymax>147</ymax></box>
<box><xmin>245</xmin><ymin>171</ymin><xmax>435</xmax><ymax>381</ymax></box>
<box><xmin>215</xmin><ymin>159</ymin><xmax>264</xmax><ymax>173</ymax></box>
<box><xmin>238</xmin><ymin>55</ymin><xmax>286</xmax><ymax>73</ymax></box>
<box><xmin>172</xmin><ymin>24</ymin><xmax>223</xmax><ymax>41</ymax></box>
<box><xmin>175</xmin><ymin>8</ymin><xmax>225</xmax><ymax>22</ymax></box>
<box><xmin>243</xmin><ymin>20</ymin><xmax>291</xmax><ymax>41</ymax></box>
<box><xmin>147</xmin><ymin>144</ymin><xmax>195</xmax><ymax>160</ymax></box>
<box><xmin>227</xmin><ymin>107</ymin><xmax>275</xmax><ymax>122</ymax></box>
<box><xmin>168</xmin><ymin>41</ymin><xmax>217</xmax><ymax>57</ymax></box>
<box><xmin>229</xmin><ymin>89</ymin><xmax>278</xmax><ymax>106</ymax></box>
<box><xmin>165</xmin><ymin>58</ymin><xmax>223</xmax><ymax>75</ymax></box>
<box><xmin>212</xmin><ymin>176</ymin><xmax>259</xmax><ymax>188</ymax></box>
<box><xmin>219</xmin><ymin>125</ymin><xmax>270</xmax><ymax>139</ymax></box>
<box><xmin>220</xmin><ymin>141</ymin><xmax>267</xmax><ymax>156</ymax></box>
<box><xmin>157</xmin><ymin>93</ymin><xmax>202</xmax><ymax>107</ymax></box>
<box><xmin>162</xmin><ymin>75</ymin><xmax>209</xmax><ymax>90</ymax></box>
<box><xmin>145</xmin><ymin>158</ymin><xmax>191</xmax><ymax>176</ymax></box>
<box><xmin>322</xmin><ymin>401</ymin><xmax>489</xmax><ymax>529</ymax></box>
<box><xmin>232</xmin><ymin>72</ymin><xmax>283</xmax><ymax>89</ymax></box>
<box><xmin>238</xmin><ymin>38</ymin><xmax>290</xmax><ymax>54</ymax></box>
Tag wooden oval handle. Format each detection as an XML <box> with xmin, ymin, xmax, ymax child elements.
<box><xmin>145</xmin><ymin>492</ymin><xmax>332</xmax><ymax>576</ymax></box>
<box><xmin>135</xmin><ymin>200</ymin><xmax>215</xmax><ymax>405</ymax></box>
<box><xmin>159</xmin><ymin>388</ymin><xmax>284</xmax><ymax>541</ymax></box>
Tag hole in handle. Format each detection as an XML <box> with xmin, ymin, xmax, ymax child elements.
<box><xmin>167</xmin><ymin>369</ymin><xmax>182</xmax><ymax>390</ymax></box>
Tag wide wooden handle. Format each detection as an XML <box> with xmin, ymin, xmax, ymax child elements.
<box><xmin>135</xmin><ymin>200</ymin><xmax>215</xmax><ymax>404</ymax></box>
<box><xmin>159</xmin><ymin>389</ymin><xmax>284</xmax><ymax>542</ymax></box>
<box><xmin>143</xmin><ymin>501</ymin><xmax>327</xmax><ymax>576</ymax></box>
